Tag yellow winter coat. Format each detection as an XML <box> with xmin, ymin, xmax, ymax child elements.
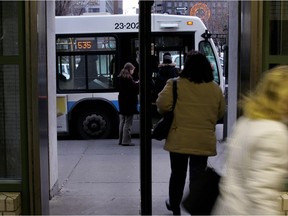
<box><xmin>156</xmin><ymin>77</ymin><xmax>225</xmax><ymax>155</ymax></box>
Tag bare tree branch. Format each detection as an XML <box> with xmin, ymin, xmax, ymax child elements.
<box><xmin>55</xmin><ymin>0</ymin><xmax>90</xmax><ymax>16</ymax></box>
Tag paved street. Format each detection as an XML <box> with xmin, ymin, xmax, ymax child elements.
<box><xmin>49</xmin><ymin>138</ymin><xmax>225</xmax><ymax>215</ymax></box>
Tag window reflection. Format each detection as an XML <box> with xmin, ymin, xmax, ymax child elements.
<box><xmin>269</xmin><ymin>1</ymin><xmax>288</xmax><ymax>55</ymax></box>
<box><xmin>0</xmin><ymin>65</ymin><xmax>21</xmax><ymax>179</ymax></box>
<box><xmin>0</xmin><ymin>1</ymin><xmax>18</xmax><ymax>56</ymax></box>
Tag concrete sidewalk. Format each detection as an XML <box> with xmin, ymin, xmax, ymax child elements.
<box><xmin>49</xmin><ymin>139</ymin><xmax>225</xmax><ymax>215</ymax></box>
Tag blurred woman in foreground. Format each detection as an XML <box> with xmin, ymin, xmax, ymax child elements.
<box><xmin>213</xmin><ymin>65</ymin><xmax>288</xmax><ymax>215</ymax></box>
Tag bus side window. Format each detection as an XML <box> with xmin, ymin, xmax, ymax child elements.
<box><xmin>199</xmin><ymin>41</ymin><xmax>220</xmax><ymax>84</ymax></box>
<box><xmin>86</xmin><ymin>55</ymin><xmax>98</xmax><ymax>89</ymax></box>
<box><xmin>88</xmin><ymin>54</ymin><xmax>115</xmax><ymax>90</ymax></box>
<box><xmin>74</xmin><ymin>56</ymin><xmax>87</xmax><ymax>89</ymax></box>
<box><xmin>57</xmin><ymin>56</ymin><xmax>77</xmax><ymax>90</ymax></box>
<box><xmin>109</xmin><ymin>57</ymin><xmax>115</xmax><ymax>78</ymax></box>
<box><xmin>109</xmin><ymin>56</ymin><xmax>119</xmax><ymax>88</ymax></box>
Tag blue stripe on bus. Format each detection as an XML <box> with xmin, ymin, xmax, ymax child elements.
<box><xmin>67</xmin><ymin>101</ymin><xmax>74</xmax><ymax>112</ymax></box>
<box><xmin>112</xmin><ymin>101</ymin><xmax>119</xmax><ymax>111</ymax></box>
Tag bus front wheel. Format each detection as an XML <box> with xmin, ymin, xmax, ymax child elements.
<box><xmin>75</xmin><ymin>109</ymin><xmax>113</xmax><ymax>139</ymax></box>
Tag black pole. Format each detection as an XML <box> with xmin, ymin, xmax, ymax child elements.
<box><xmin>139</xmin><ymin>0</ymin><xmax>153</xmax><ymax>215</ymax></box>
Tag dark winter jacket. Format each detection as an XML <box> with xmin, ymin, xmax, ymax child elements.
<box><xmin>152</xmin><ymin>63</ymin><xmax>179</xmax><ymax>102</ymax></box>
<box><xmin>118</xmin><ymin>77</ymin><xmax>139</xmax><ymax>115</ymax></box>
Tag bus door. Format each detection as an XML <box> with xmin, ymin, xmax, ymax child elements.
<box><xmin>115</xmin><ymin>33</ymin><xmax>139</xmax><ymax>80</ymax></box>
<box><xmin>152</xmin><ymin>33</ymin><xmax>195</xmax><ymax>70</ymax></box>
<box><xmin>150</xmin><ymin>33</ymin><xmax>194</xmax><ymax>123</ymax></box>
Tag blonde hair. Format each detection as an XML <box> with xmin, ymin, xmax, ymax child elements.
<box><xmin>241</xmin><ymin>65</ymin><xmax>288</xmax><ymax>120</ymax></box>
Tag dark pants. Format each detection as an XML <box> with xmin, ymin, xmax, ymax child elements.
<box><xmin>168</xmin><ymin>152</ymin><xmax>208</xmax><ymax>210</ymax></box>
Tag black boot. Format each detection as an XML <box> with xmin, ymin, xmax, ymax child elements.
<box><xmin>166</xmin><ymin>199</ymin><xmax>181</xmax><ymax>215</ymax></box>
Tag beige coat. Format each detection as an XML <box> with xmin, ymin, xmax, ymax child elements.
<box><xmin>156</xmin><ymin>77</ymin><xmax>225</xmax><ymax>155</ymax></box>
<box><xmin>213</xmin><ymin>117</ymin><xmax>288</xmax><ymax>215</ymax></box>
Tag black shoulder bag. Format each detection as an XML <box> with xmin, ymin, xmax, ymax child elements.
<box><xmin>182</xmin><ymin>166</ymin><xmax>221</xmax><ymax>215</ymax></box>
<box><xmin>152</xmin><ymin>79</ymin><xmax>177</xmax><ymax>141</ymax></box>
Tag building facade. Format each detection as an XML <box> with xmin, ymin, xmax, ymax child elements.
<box><xmin>68</xmin><ymin>0</ymin><xmax>123</xmax><ymax>15</ymax></box>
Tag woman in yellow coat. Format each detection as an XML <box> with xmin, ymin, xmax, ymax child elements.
<box><xmin>156</xmin><ymin>50</ymin><xmax>225</xmax><ymax>215</ymax></box>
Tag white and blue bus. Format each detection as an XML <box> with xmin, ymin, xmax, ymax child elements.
<box><xmin>56</xmin><ymin>13</ymin><xmax>224</xmax><ymax>139</ymax></box>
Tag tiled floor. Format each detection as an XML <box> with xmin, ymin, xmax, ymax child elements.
<box><xmin>49</xmin><ymin>139</ymin><xmax>226</xmax><ymax>215</ymax></box>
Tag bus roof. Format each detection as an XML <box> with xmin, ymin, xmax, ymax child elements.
<box><xmin>55</xmin><ymin>13</ymin><xmax>207</xmax><ymax>35</ymax></box>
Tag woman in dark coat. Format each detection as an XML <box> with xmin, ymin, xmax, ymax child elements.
<box><xmin>118</xmin><ymin>62</ymin><xmax>139</xmax><ymax>146</ymax></box>
<box><xmin>152</xmin><ymin>52</ymin><xmax>179</xmax><ymax>102</ymax></box>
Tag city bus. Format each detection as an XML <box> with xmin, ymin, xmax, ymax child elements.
<box><xmin>56</xmin><ymin>13</ymin><xmax>224</xmax><ymax>140</ymax></box>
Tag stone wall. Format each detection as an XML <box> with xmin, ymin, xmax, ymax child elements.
<box><xmin>0</xmin><ymin>193</ymin><xmax>21</xmax><ymax>215</ymax></box>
